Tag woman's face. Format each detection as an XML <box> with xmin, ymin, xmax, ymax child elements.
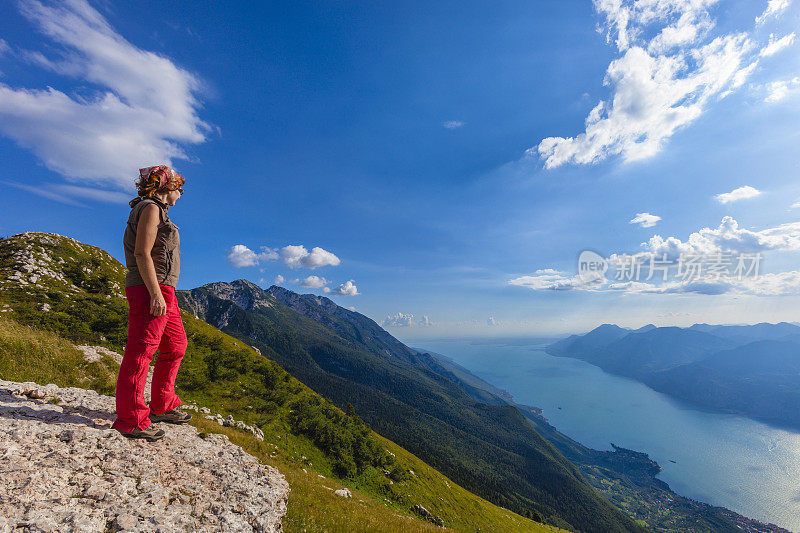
<box><xmin>165</xmin><ymin>188</ymin><xmax>183</xmax><ymax>206</ymax></box>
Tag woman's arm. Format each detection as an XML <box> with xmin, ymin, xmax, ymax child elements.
<box><xmin>133</xmin><ymin>204</ymin><xmax>168</xmax><ymax>317</ymax></box>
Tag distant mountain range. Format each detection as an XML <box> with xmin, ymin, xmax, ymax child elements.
<box><xmin>548</xmin><ymin>323</ymin><xmax>800</xmax><ymax>431</ymax></box>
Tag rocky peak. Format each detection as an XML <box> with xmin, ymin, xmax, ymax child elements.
<box><xmin>197</xmin><ymin>279</ymin><xmax>275</xmax><ymax>312</ymax></box>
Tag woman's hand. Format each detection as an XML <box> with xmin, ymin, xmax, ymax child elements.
<box><xmin>150</xmin><ymin>293</ymin><xmax>168</xmax><ymax>317</ymax></box>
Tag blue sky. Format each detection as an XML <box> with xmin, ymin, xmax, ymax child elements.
<box><xmin>1</xmin><ymin>0</ymin><xmax>800</xmax><ymax>339</ymax></box>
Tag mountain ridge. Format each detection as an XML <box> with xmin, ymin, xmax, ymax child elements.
<box><xmin>179</xmin><ymin>278</ymin><xmax>646</xmax><ymax>532</ymax></box>
<box><xmin>548</xmin><ymin>322</ymin><xmax>800</xmax><ymax>431</ymax></box>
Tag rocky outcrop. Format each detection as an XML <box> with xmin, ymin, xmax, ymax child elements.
<box><xmin>0</xmin><ymin>232</ymin><xmax>125</xmax><ymax>297</ymax></box>
<box><xmin>0</xmin><ymin>380</ymin><xmax>289</xmax><ymax>532</ymax></box>
<box><xmin>412</xmin><ymin>503</ymin><xmax>444</xmax><ymax>527</ymax></box>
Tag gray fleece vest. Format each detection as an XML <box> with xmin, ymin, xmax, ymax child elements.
<box><xmin>123</xmin><ymin>198</ymin><xmax>181</xmax><ymax>288</ymax></box>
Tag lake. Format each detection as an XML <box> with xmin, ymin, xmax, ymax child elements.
<box><xmin>412</xmin><ymin>338</ymin><xmax>800</xmax><ymax>532</ymax></box>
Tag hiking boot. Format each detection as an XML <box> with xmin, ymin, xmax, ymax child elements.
<box><xmin>116</xmin><ymin>425</ymin><xmax>165</xmax><ymax>442</ymax></box>
<box><xmin>149</xmin><ymin>407</ymin><xmax>192</xmax><ymax>424</ymax></box>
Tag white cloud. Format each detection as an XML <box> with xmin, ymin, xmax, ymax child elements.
<box><xmin>347</xmin><ymin>306</ymin><xmax>356</xmax><ymax>311</ymax></box>
<box><xmin>280</xmin><ymin>245</ymin><xmax>341</xmax><ymax>269</ymax></box>
<box><xmin>332</xmin><ymin>280</ymin><xmax>359</xmax><ymax>296</ymax></box>
<box><xmin>443</xmin><ymin>120</ymin><xmax>464</xmax><ymax>129</ymax></box>
<box><xmin>535</xmin><ymin>0</ymin><xmax>765</xmax><ymax>168</ymax></box>
<box><xmin>227</xmin><ymin>245</ymin><xmax>259</xmax><ymax>267</ymax></box>
<box><xmin>0</xmin><ymin>38</ymin><xmax>9</xmax><ymax>56</ymax></box>
<box><xmin>226</xmin><ymin>245</ymin><xmax>278</xmax><ymax>268</ymax></box>
<box><xmin>736</xmin><ymin>271</ymin><xmax>800</xmax><ymax>295</ymax></box>
<box><xmin>273</xmin><ymin>275</ymin><xmax>285</xmax><ymax>285</ymax></box>
<box><xmin>764</xmin><ymin>76</ymin><xmax>800</xmax><ymax>102</ymax></box>
<box><xmin>611</xmin><ymin>271</ymin><xmax>800</xmax><ymax>296</ymax></box>
<box><xmin>513</xmin><ymin>267</ymin><xmax>800</xmax><ymax>296</ymax></box>
<box><xmin>508</xmin><ymin>268</ymin><xmax>604</xmax><ymax>291</ymax></box>
<box><xmin>760</xmin><ymin>32</ymin><xmax>796</xmax><ymax>56</ymax></box>
<box><xmin>0</xmin><ymin>0</ymin><xmax>209</xmax><ymax>190</ymax></box>
<box><xmin>382</xmin><ymin>313</ymin><xmax>415</xmax><ymax>327</ymax></box>
<box><xmin>300</xmin><ymin>275</ymin><xmax>329</xmax><ymax>289</ymax></box>
<box><xmin>512</xmin><ymin>264</ymin><xmax>800</xmax><ymax>296</ymax></box>
<box><xmin>643</xmin><ymin>216</ymin><xmax>800</xmax><ymax>257</ymax></box>
<box><xmin>714</xmin><ymin>185</ymin><xmax>761</xmax><ymax>203</ymax></box>
<box><xmin>630</xmin><ymin>212</ymin><xmax>661</xmax><ymax>227</ymax></box>
<box><xmin>226</xmin><ymin>243</ymin><xmax>342</xmax><ymax>270</ymax></box>
<box><xmin>756</xmin><ymin>0</ymin><xmax>791</xmax><ymax>25</ymax></box>
<box><xmin>226</xmin><ymin>243</ymin><xmax>341</xmax><ymax>270</ymax></box>
<box><xmin>487</xmin><ymin>316</ymin><xmax>500</xmax><ymax>326</ymax></box>
<box><xmin>510</xmin><ymin>217</ymin><xmax>800</xmax><ymax>296</ymax></box>
<box><xmin>381</xmin><ymin>312</ymin><xmax>434</xmax><ymax>327</ymax></box>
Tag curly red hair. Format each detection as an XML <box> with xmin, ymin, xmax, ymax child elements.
<box><xmin>130</xmin><ymin>165</ymin><xmax>185</xmax><ymax>207</ymax></box>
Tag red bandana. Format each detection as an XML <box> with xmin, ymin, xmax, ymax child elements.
<box><xmin>139</xmin><ymin>165</ymin><xmax>184</xmax><ymax>195</ymax></box>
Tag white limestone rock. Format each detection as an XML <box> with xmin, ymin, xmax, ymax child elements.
<box><xmin>0</xmin><ymin>380</ymin><xmax>290</xmax><ymax>532</ymax></box>
<box><xmin>334</xmin><ymin>488</ymin><xmax>352</xmax><ymax>498</ymax></box>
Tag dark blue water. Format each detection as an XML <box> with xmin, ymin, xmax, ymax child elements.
<box><xmin>413</xmin><ymin>339</ymin><xmax>800</xmax><ymax>531</ymax></box>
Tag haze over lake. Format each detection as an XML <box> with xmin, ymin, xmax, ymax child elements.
<box><xmin>413</xmin><ymin>338</ymin><xmax>800</xmax><ymax>532</ymax></box>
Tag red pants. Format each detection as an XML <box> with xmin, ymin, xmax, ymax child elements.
<box><xmin>112</xmin><ymin>284</ymin><xmax>187</xmax><ymax>432</ymax></box>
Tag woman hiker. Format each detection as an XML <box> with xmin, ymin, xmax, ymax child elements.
<box><xmin>112</xmin><ymin>165</ymin><xmax>192</xmax><ymax>441</ymax></box>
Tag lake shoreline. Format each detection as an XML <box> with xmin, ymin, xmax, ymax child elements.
<box><xmin>413</xmin><ymin>339</ymin><xmax>798</xmax><ymax>532</ymax></box>
<box><xmin>506</xmin><ymin>384</ymin><xmax>791</xmax><ymax>533</ymax></box>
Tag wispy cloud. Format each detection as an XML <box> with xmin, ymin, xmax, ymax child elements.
<box><xmin>630</xmin><ymin>212</ymin><xmax>661</xmax><ymax>228</ymax></box>
<box><xmin>0</xmin><ymin>0</ymin><xmax>209</xmax><ymax>189</ymax></box>
<box><xmin>443</xmin><ymin>120</ymin><xmax>464</xmax><ymax>129</ymax></box>
<box><xmin>714</xmin><ymin>185</ymin><xmax>761</xmax><ymax>203</ymax></box>
<box><xmin>2</xmin><ymin>180</ymin><xmax>130</xmax><ymax>205</ymax></box>
<box><xmin>534</xmin><ymin>0</ymin><xmax>779</xmax><ymax>169</ymax></box>
<box><xmin>760</xmin><ymin>32</ymin><xmax>796</xmax><ymax>56</ymax></box>
<box><xmin>508</xmin><ymin>268</ymin><xmax>604</xmax><ymax>291</ymax></box>
<box><xmin>764</xmin><ymin>76</ymin><xmax>800</xmax><ymax>102</ymax></box>
<box><xmin>3</xmin><ymin>180</ymin><xmax>85</xmax><ymax>207</ymax></box>
<box><xmin>756</xmin><ymin>0</ymin><xmax>792</xmax><ymax>25</ymax></box>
